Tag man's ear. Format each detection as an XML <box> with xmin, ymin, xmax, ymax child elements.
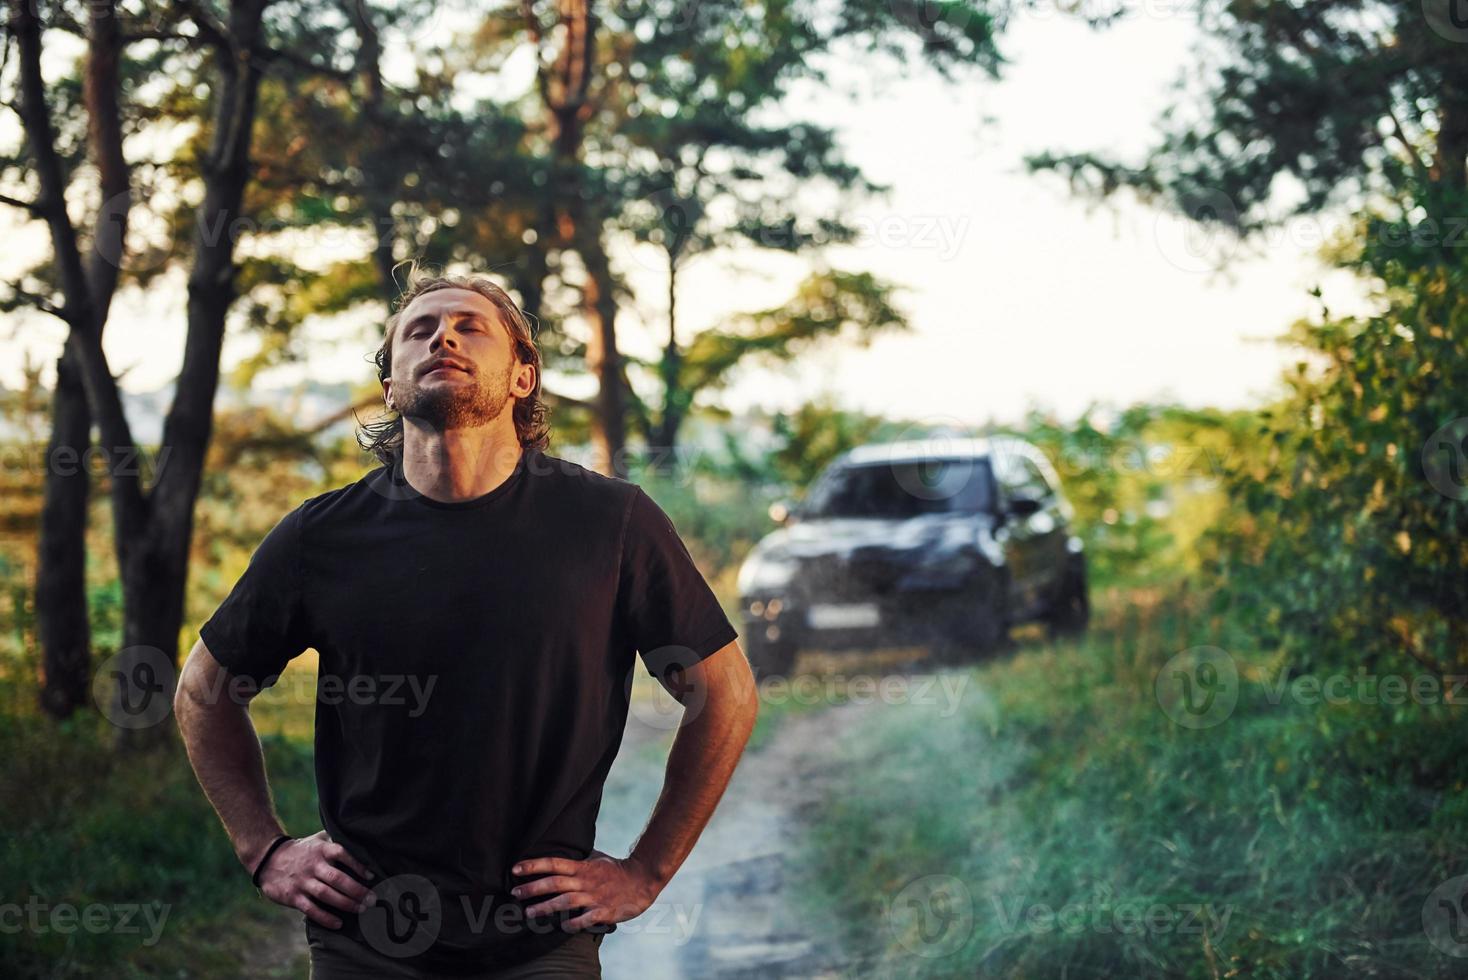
<box><xmin>514</xmin><ymin>363</ymin><xmax>535</xmax><ymax>398</ymax></box>
<box><xmin>382</xmin><ymin>378</ymin><xmax>395</xmax><ymax>411</ymax></box>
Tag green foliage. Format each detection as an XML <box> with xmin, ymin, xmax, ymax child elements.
<box><xmin>795</xmin><ymin>590</ymin><xmax>1468</xmax><ymax>978</ymax></box>
<box><xmin>1019</xmin><ymin>403</ymin><xmax>1262</xmax><ymax>590</ymax></box>
<box><xmin>1028</xmin><ymin>0</ymin><xmax>1468</xmax><ymax>679</ymax></box>
<box><xmin>629</xmin><ymin>463</ymin><xmax>775</xmax><ymax>581</ymax></box>
<box><xmin>1215</xmin><ymin>213</ymin><xmax>1468</xmax><ymax>676</ymax></box>
<box><xmin>764</xmin><ymin>399</ymin><xmax>891</xmax><ymax>491</ymax></box>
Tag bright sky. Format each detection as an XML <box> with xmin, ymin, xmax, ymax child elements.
<box><xmin>1</xmin><ymin>6</ymin><xmax>1371</xmax><ymax>430</ymax></box>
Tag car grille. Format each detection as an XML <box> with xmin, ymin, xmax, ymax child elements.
<box><xmin>798</xmin><ymin>554</ymin><xmax>903</xmax><ymax>599</ymax></box>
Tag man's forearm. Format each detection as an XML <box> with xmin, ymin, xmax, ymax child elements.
<box><xmin>175</xmin><ymin>648</ymin><xmax>287</xmax><ymax>872</ymax></box>
<box><xmin>627</xmin><ymin>657</ymin><xmax>759</xmax><ymax>888</ymax></box>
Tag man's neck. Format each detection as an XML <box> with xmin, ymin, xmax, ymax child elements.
<box><xmin>400</xmin><ymin>423</ymin><xmax>524</xmax><ymax>504</ymax></box>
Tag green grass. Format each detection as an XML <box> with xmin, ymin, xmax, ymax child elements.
<box><xmin>0</xmin><ymin>670</ymin><xmax>318</xmax><ymax>978</ymax></box>
<box><xmin>789</xmin><ymin>588</ymin><xmax>1468</xmax><ymax>978</ymax></box>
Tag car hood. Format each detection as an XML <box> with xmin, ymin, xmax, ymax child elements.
<box><xmin>752</xmin><ymin>512</ymin><xmax>993</xmax><ymax>564</ymax></box>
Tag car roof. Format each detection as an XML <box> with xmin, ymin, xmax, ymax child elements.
<box><xmin>839</xmin><ymin>436</ymin><xmax>1038</xmax><ymax>466</ymax></box>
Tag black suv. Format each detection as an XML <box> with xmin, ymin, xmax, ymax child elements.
<box><xmin>737</xmin><ymin>437</ymin><xmax>1088</xmax><ymax>678</ymax></box>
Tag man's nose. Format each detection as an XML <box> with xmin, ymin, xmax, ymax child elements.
<box><xmin>428</xmin><ymin>320</ymin><xmax>460</xmax><ymax>351</ymax></box>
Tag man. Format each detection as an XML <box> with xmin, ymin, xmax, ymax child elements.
<box><xmin>175</xmin><ymin>267</ymin><xmax>760</xmax><ymax>978</ymax></box>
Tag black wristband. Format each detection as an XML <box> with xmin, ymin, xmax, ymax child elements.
<box><xmin>250</xmin><ymin>835</ymin><xmax>293</xmax><ymax>888</ymax></box>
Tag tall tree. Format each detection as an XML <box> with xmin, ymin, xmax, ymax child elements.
<box><xmin>8</xmin><ymin>0</ymin><xmax>276</xmax><ymax>742</ymax></box>
<box><xmin>475</xmin><ymin>0</ymin><xmax>1006</xmax><ymax>474</ymax></box>
<box><xmin>2</xmin><ymin>0</ymin><xmax>137</xmax><ymax>717</ymax></box>
<box><xmin>1028</xmin><ymin>1</ymin><xmax>1468</xmax><ymax>672</ymax></box>
<box><xmin>609</xmin><ymin>10</ymin><xmax>880</xmax><ymax>462</ymax></box>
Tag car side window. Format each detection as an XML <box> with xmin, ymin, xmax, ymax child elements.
<box><xmin>1015</xmin><ymin>457</ymin><xmax>1056</xmax><ymax>502</ymax></box>
<box><xmin>994</xmin><ymin>450</ymin><xmax>1053</xmax><ymax>502</ymax></box>
<box><xmin>991</xmin><ymin>454</ymin><xmax>1018</xmax><ymax>500</ymax></box>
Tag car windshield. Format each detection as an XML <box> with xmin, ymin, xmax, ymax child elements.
<box><xmin>801</xmin><ymin>458</ymin><xmax>995</xmax><ymax>518</ymax></box>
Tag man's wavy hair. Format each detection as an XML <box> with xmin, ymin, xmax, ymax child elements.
<box><xmin>358</xmin><ymin>263</ymin><xmax>551</xmax><ymax>465</ymax></box>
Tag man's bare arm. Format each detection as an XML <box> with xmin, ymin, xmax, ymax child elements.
<box><xmin>511</xmin><ymin>638</ymin><xmax>760</xmax><ymax>931</ymax></box>
<box><xmin>174</xmin><ymin>639</ymin><xmax>287</xmax><ymax>870</ymax></box>
<box><xmin>174</xmin><ymin>638</ymin><xmax>373</xmax><ymax>927</ymax></box>
<box><xmin>626</xmin><ymin>638</ymin><xmax>761</xmax><ymax>886</ymax></box>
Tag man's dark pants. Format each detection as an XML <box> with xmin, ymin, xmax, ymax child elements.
<box><xmin>306</xmin><ymin>924</ymin><xmax>603</xmax><ymax>979</ymax></box>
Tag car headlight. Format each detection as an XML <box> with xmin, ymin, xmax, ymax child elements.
<box><xmin>737</xmin><ymin>554</ymin><xmax>797</xmax><ymax>594</ymax></box>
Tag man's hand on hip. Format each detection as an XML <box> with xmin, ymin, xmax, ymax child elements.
<box><xmin>258</xmin><ymin>830</ymin><xmax>376</xmax><ymax>929</ymax></box>
<box><xmin>510</xmin><ymin>850</ymin><xmax>662</xmax><ymax>933</ymax></box>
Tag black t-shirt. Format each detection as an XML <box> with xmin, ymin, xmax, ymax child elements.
<box><xmin>200</xmin><ymin>447</ymin><xmax>738</xmax><ymax>972</ymax></box>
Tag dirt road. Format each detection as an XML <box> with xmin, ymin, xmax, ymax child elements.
<box><xmin>597</xmin><ymin>669</ymin><xmax>896</xmax><ymax>979</ymax></box>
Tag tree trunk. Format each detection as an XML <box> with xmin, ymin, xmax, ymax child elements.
<box><xmin>109</xmin><ymin>0</ymin><xmax>270</xmax><ymax>751</ymax></box>
<box><xmin>531</xmin><ymin>0</ymin><xmax>629</xmax><ymax>475</ymax></box>
<box><xmin>579</xmin><ymin>234</ymin><xmax>627</xmax><ymax>477</ymax></box>
<box><xmin>649</xmin><ymin>250</ymin><xmax>683</xmax><ymax>475</ymax></box>
<box><xmin>517</xmin><ymin>225</ymin><xmax>550</xmax><ymax>325</ymax></box>
<box><xmin>348</xmin><ymin>3</ymin><xmax>400</xmax><ymax>300</ymax></box>
<box><xmin>1435</xmin><ymin>76</ymin><xmax>1468</xmax><ymax>196</ymax></box>
<box><xmin>36</xmin><ymin>344</ymin><xmax>93</xmax><ymax>717</ymax></box>
<box><xmin>29</xmin><ymin>0</ymin><xmax>133</xmax><ymax>719</ymax></box>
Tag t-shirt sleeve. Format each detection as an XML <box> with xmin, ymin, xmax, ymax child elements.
<box><xmin>199</xmin><ymin>505</ymin><xmax>312</xmax><ymax>690</ymax></box>
<box><xmin>616</xmin><ymin>486</ymin><xmax>739</xmax><ymax>678</ymax></box>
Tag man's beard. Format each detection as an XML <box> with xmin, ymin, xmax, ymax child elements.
<box><xmin>394</xmin><ymin>362</ymin><xmax>513</xmax><ymax>432</ymax></box>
